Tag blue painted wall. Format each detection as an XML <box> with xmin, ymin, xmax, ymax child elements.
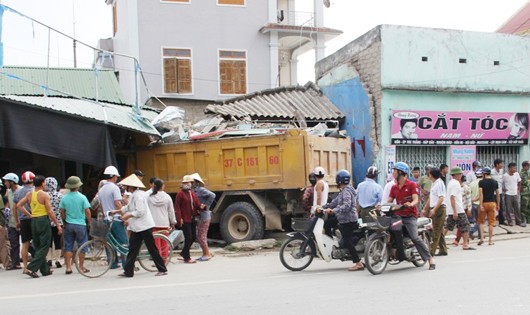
<box><xmin>319</xmin><ymin>68</ymin><xmax>373</xmax><ymax>186</ymax></box>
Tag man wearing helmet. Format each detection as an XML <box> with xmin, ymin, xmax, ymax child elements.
<box><xmin>3</xmin><ymin>173</ymin><xmax>21</xmax><ymax>270</ymax></box>
<box><xmin>313</xmin><ymin>167</ymin><xmax>334</xmax><ymax>236</ymax></box>
<box><xmin>312</xmin><ymin>166</ymin><xmax>329</xmax><ymax>210</ymax></box>
<box><xmin>14</xmin><ymin>171</ymin><xmax>36</xmax><ymax>273</ymax></box>
<box><xmin>357</xmin><ymin>166</ymin><xmax>383</xmax><ymax>222</ymax></box>
<box><xmin>388</xmin><ymin>162</ymin><xmax>436</xmax><ymax>270</ymax></box>
<box><xmin>99</xmin><ymin>166</ymin><xmax>127</xmax><ymax>268</ymax></box>
<box><xmin>323</xmin><ymin>170</ymin><xmax>364</xmax><ymax>271</ymax></box>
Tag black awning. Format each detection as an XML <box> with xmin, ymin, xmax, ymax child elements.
<box><xmin>0</xmin><ymin>100</ymin><xmax>116</xmax><ymax>167</ymax></box>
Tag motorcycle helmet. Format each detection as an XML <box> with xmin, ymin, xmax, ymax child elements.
<box><xmin>475</xmin><ymin>168</ymin><xmax>483</xmax><ymax>177</ymax></box>
<box><xmin>393</xmin><ymin>162</ymin><xmax>410</xmax><ymax>175</ymax></box>
<box><xmin>103</xmin><ymin>166</ymin><xmax>120</xmax><ymax>177</ymax></box>
<box><xmin>313</xmin><ymin>166</ymin><xmax>325</xmax><ymax>177</ymax></box>
<box><xmin>21</xmin><ymin>171</ymin><xmax>35</xmax><ymax>184</ymax></box>
<box><xmin>366</xmin><ymin>166</ymin><xmax>379</xmax><ymax>178</ymax></box>
<box><xmin>335</xmin><ymin>169</ymin><xmax>351</xmax><ymax>185</ymax></box>
<box><xmin>2</xmin><ymin>172</ymin><xmax>19</xmax><ymax>183</ymax></box>
<box><xmin>472</xmin><ymin>161</ymin><xmax>481</xmax><ymax>167</ymax></box>
<box><xmin>308</xmin><ymin>172</ymin><xmax>317</xmax><ymax>186</ymax></box>
<box><xmin>482</xmin><ymin>167</ymin><xmax>492</xmax><ymax>175</ymax></box>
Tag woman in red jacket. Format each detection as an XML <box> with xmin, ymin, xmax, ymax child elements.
<box><xmin>174</xmin><ymin>175</ymin><xmax>204</xmax><ymax>263</ymax></box>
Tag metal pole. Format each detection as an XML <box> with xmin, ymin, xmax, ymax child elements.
<box><xmin>72</xmin><ymin>0</ymin><xmax>77</xmax><ymax>68</ymax></box>
<box><xmin>46</xmin><ymin>28</ymin><xmax>50</xmax><ymax>97</ymax></box>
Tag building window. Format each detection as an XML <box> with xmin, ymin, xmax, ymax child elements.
<box><xmin>163</xmin><ymin>48</ymin><xmax>192</xmax><ymax>94</ymax></box>
<box><xmin>219</xmin><ymin>50</ymin><xmax>247</xmax><ymax>95</ymax></box>
<box><xmin>218</xmin><ymin>0</ymin><xmax>245</xmax><ymax>6</ymax></box>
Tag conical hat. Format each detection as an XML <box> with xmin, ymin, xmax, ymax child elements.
<box><xmin>190</xmin><ymin>173</ymin><xmax>204</xmax><ymax>184</ymax></box>
<box><xmin>119</xmin><ymin>174</ymin><xmax>145</xmax><ymax>188</ymax></box>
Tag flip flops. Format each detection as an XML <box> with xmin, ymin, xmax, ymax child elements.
<box><xmin>348</xmin><ymin>263</ymin><xmax>365</xmax><ymax>272</ymax></box>
<box><xmin>26</xmin><ymin>271</ymin><xmax>39</xmax><ymax>278</ymax></box>
<box><xmin>463</xmin><ymin>247</ymin><xmax>476</xmax><ymax>250</ymax></box>
<box><xmin>197</xmin><ymin>256</ymin><xmax>212</xmax><ymax>262</ymax></box>
<box><xmin>155</xmin><ymin>272</ymin><xmax>167</xmax><ymax>276</ymax></box>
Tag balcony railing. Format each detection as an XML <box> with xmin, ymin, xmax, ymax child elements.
<box><xmin>277</xmin><ymin>10</ymin><xmax>315</xmax><ymax>27</ymax></box>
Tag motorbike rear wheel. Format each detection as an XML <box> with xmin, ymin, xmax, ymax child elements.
<box><xmin>364</xmin><ymin>237</ymin><xmax>389</xmax><ymax>275</ymax></box>
<box><xmin>279</xmin><ymin>237</ymin><xmax>313</xmax><ymax>271</ymax></box>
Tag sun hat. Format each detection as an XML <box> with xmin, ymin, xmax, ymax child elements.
<box><xmin>119</xmin><ymin>174</ymin><xmax>145</xmax><ymax>188</ymax></box>
<box><xmin>450</xmin><ymin>167</ymin><xmax>463</xmax><ymax>175</ymax></box>
<box><xmin>182</xmin><ymin>175</ymin><xmax>194</xmax><ymax>183</ymax></box>
<box><xmin>65</xmin><ymin>176</ymin><xmax>83</xmax><ymax>189</ymax></box>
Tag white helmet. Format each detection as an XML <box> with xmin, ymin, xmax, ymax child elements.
<box><xmin>3</xmin><ymin>173</ymin><xmax>19</xmax><ymax>183</ymax></box>
<box><xmin>313</xmin><ymin>166</ymin><xmax>326</xmax><ymax>177</ymax></box>
<box><xmin>103</xmin><ymin>166</ymin><xmax>120</xmax><ymax>177</ymax></box>
<box><xmin>367</xmin><ymin>166</ymin><xmax>379</xmax><ymax>177</ymax></box>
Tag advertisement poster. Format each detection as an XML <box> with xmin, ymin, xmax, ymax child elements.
<box><xmin>449</xmin><ymin>145</ymin><xmax>476</xmax><ymax>176</ymax></box>
<box><xmin>391</xmin><ymin>111</ymin><xmax>529</xmax><ymax>145</ymax></box>
<box><xmin>384</xmin><ymin>145</ymin><xmax>396</xmax><ymax>180</ymax></box>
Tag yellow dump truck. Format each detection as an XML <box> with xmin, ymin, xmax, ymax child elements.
<box><xmin>131</xmin><ymin>129</ymin><xmax>351</xmax><ymax>243</ymax></box>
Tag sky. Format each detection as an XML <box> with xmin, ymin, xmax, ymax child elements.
<box><xmin>1</xmin><ymin>0</ymin><xmax>528</xmax><ymax>83</ymax></box>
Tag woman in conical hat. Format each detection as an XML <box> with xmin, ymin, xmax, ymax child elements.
<box><xmin>117</xmin><ymin>174</ymin><xmax>167</xmax><ymax>277</ymax></box>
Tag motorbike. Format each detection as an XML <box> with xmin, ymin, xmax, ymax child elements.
<box><xmin>363</xmin><ymin>204</ymin><xmax>433</xmax><ymax>275</ymax></box>
<box><xmin>279</xmin><ymin>209</ymin><xmax>369</xmax><ymax>271</ymax></box>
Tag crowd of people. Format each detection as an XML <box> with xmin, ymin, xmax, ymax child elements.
<box><xmin>302</xmin><ymin>158</ymin><xmax>530</xmax><ymax>271</ymax></box>
<box><xmin>0</xmin><ymin>166</ymin><xmax>216</xmax><ymax>278</ymax></box>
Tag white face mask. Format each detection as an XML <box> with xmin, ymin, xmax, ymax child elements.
<box><xmin>182</xmin><ymin>183</ymin><xmax>192</xmax><ymax>190</ymax></box>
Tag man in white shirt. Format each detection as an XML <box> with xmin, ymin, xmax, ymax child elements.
<box><xmin>466</xmin><ymin>161</ymin><xmax>481</xmax><ymax>185</ymax></box>
<box><xmin>443</xmin><ymin>167</ymin><xmax>474</xmax><ymax>250</ymax></box>
<box><xmin>491</xmin><ymin>158</ymin><xmax>505</xmax><ymax>225</ymax></box>
<box><xmin>502</xmin><ymin>162</ymin><xmax>522</xmax><ymax>226</ymax></box>
<box><xmin>425</xmin><ymin>167</ymin><xmax>447</xmax><ymax>256</ymax></box>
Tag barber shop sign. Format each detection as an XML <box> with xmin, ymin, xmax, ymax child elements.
<box><xmin>391</xmin><ymin>110</ymin><xmax>529</xmax><ymax>145</ymax></box>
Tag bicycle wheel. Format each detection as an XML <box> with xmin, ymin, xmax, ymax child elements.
<box><xmin>138</xmin><ymin>233</ymin><xmax>173</xmax><ymax>272</ymax></box>
<box><xmin>75</xmin><ymin>239</ymin><xmax>114</xmax><ymax>278</ymax></box>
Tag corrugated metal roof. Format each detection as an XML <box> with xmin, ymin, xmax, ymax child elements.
<box><xmin>204</xmin><ymin>82</ymin><xmax>344</xmax><ymax>120</ymax></box>
<box><xmin>0</xmin><ymin>66</ymin><xmax>128</xmax><ymax>104</ymax></box>
<box><xmin>0</xmin><ymin>95</ymin><xmax>160</xmax><ymax>136</ymax></box>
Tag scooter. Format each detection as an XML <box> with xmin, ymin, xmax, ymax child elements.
<box><xmin>279</xmin><ymin>209</ymin><xmax>368</xmax><ymax>271</ymax></box>
<box><xmin>363</xmin><ymin>204</ymin><xmax>433</xmax><ymax>275</ymax></box>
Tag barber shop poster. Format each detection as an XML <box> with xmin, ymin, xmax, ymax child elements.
<box><xmin>391</xmin><ymin>111</ymin><xmax>529</xmax><ymax>145</ymax></box>
<box><xmin>449</xmin><ymin>145</ymin><xmax>476</xmax><ymax>176</ymax></box>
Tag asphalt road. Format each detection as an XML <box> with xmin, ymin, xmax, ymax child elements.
<box><xmin>2</xmin><ymin>237</ymin><xmax>530</xmax><ymax>314</ymax></box>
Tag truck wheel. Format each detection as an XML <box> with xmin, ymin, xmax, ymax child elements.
<box><xmin>220</xmin><ymin>202</ymin><xmax>264</xmax><ymax>244</ymax></box>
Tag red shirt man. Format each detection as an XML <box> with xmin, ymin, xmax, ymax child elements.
<box><xmin>390</xmin><ymin>179</ymin><xmax>419</xmax><ymax>217</ymax></box>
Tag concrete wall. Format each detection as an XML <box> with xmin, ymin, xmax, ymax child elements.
<box><xmin>380</xmin><ymin>25</ymin><xmax>530</xmax><ymax>92</ymax></box>
<box><xmin>129</xmin><ymin>0</ymin><xmax>271</xmax><ymax>103</ymax></box>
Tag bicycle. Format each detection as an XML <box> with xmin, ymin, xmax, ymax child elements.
<box><xmin>73</xmin><ymin>218</ymin><xmax>173</xmax><ymax>278</ymax></box>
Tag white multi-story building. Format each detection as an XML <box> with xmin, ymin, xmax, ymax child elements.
<box><xmin>100</xmin><ymin>0</ymin><xmax>341</xmax><ymax>120</ymax></box>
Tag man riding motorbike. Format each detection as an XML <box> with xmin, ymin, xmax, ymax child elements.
<box><xmin>322</xmin><ymin>170</ymin><xmax>364</xmax><ymax>272</ymax></box>
<box><xmin>388</xmin><ymin>162</ymin><xmax>436</xmax><ymax>270</ymax></box>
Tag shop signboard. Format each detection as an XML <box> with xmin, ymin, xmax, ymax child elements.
<box><xmin>449</xmin><ymin>145</ymin><xmax>476</xmax><ymax>177</ymax></box>
<box><xmin>391</xmin><ymin>111</ymin><xmax>529</xmax><ymax>145</ymax></box>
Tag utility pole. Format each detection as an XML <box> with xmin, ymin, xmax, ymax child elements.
<box><xmin>72</xmin><ymin>0</ymin><xmax>77</xmax><ymax>67</ymax></box>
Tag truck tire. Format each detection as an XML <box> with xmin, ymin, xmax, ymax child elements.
<box><xmin>220</xmin><ymin>201</ymin><xmax>265</xmax><ymax>244</ymax></box>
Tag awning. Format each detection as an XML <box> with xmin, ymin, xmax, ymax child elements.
<box><xmin>0</xmin><ymin>96</ymin><xmax>160</xmax><ymax>167</ymax></box>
